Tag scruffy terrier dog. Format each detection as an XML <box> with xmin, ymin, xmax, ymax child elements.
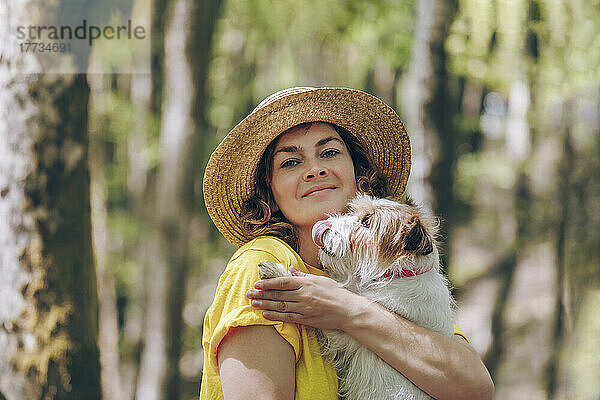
<box><xmin>259</xmin><ymin>194</ymin><xmax>455</xmax><ymax>400</ymax></box>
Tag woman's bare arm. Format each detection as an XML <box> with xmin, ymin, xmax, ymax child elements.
<box><xmin>342</xmin><ymin>295</ymin><xmax>493</xmax><ymax>400</ymax></box>
<box><xmin>247</xmin><ymin>270</ymin><xmax>493</xmax><ymax>400</ymax></box>
<box><xmin>218</xmin><ymin>325</ymin><xmax>295</xmax><ymax>400</ymax></box>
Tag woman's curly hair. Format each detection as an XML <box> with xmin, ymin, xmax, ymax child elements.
<box><xmin>240</xmin><ymin>123</ymin><xmax>390</xmax><ymax>251</ymax></box>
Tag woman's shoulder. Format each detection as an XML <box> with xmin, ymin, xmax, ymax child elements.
<box><xmin>211</xmin><ymin>237</ymin><xmax>299</xmax><ymax>310</ymax></box>
<box><xmin>230</xmin><ymin>235</ymin><xmax>302</xmax><ymax>267</ymax></box>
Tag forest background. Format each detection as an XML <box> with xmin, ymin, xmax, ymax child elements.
<box><xmin>1</xmin><ymin>0</ymin><xmax>599</xmax><ymax>399</ymax></box>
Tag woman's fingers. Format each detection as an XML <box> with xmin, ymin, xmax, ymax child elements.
<box><xmin>262</xmin><ymin>310</ymin><xmax>304</xmax><ymax>323</ymax></box>
<box><xmin>289</xmin><ymin>266</ymin><xmax>307</xmax><ymax>276</ymax></box>
<box><xmin>247</xmin><ymin>288</ymin><xmax>299</xmax><ymax>302</ymax></box>
<box><xmin>254</xmin><ymin>276</ymin><xmax>302</xmax><ymax>290</ymax></box>
<box><xmin>247</xmin><ymin>275</ymin><xmax>359</xmax><ymax>330</ymax></box>
<box><xmin>246</xmin><ymin>273</ymin><xmax>356</xmax><ymax>329</ymax></box>
<box><xmin>251</xmin><ymin>299</ymin><xmax>299</xmax><ymax>313</ymax></box>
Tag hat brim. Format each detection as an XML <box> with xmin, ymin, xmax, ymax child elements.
<box><xmin>203</xmin><ymin>87</ymin><xmax>411</xmax><ymax>247</ymax></box>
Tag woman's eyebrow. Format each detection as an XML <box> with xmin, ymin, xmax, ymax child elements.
<box><xmin>316</xmin><ymin>136</ymin><xmax>344</xmax><ymax>147</ymax></box>
<box><xmin>274</xmin><ymin>137</ymin><xmax>344</xmax><ymax>156</ymax></box>
<box><xmin>274</xmin><ymin>145</ymin><xmax>300</xmax><ymax>156</ymax></box>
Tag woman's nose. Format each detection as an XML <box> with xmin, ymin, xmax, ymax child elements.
<box><xmin>303</xmin><ymin>165</ymin><xmax>328</xmax><ymax>181</ymax></box>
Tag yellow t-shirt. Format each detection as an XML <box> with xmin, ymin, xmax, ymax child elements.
<box><xmin>453</xmin><ymin>324</ymin><xmax>469</xmax><ymax>342</ymax></box>
<box><xmin>199</xmin><ymin>236</ymin><xmax>339</xmax><ymax>400</ymax></box>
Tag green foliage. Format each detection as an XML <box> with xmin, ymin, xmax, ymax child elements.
<box><xmin>208</xmin><ymin>0</ymin><xmax>415</xmax><ymax>143</ymax></box>
<box><xmin>90</xmin><ymin>84</ymin><xmax>160</xmax><ymax>206</ymax></box>
<box><xmin>448</xmin><ymin>0</ymin><xmax>600</xmax><ymax>96</ymax></box>
<box><xmin>444</xmin><ymin>0</ymin><xmax>599</xmax><ymax>395</ymax></box>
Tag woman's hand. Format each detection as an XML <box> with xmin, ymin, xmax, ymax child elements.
<box><xmin>247</xmin><ymin>268</ymin><xmax>494</xmax><ymax>400</ymax></box>
<box><xmin>246</xmin><ymin>267</ymin><xmax>361</xmax><ymax>330</ymax></box>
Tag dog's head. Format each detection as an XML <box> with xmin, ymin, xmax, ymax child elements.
<box><xmin>312</xmin><ymin>194</ymin><xmax>439</xmax><ymax>282</ymax></box>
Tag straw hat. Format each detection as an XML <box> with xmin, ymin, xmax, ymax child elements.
<box><xmin>203</xmin><ymin>87</ymin><xmax>411</xmax><ymax>247</ymax></box>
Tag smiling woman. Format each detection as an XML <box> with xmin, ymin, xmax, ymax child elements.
<box><xmin>241</xmin><ymin>121</ymin><xmax>389</xmax><ymax>253</ymax></box>
<box><xmin>268</xmin><ymin>123</ymin><xmax>357</xmax><ymax>266</ymax></box>
<box><xmin>200</xmin><ymin>87</ymin><xmax>493</xmax><ymax>400</ymax></box>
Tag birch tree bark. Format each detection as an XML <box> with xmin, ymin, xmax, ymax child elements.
<box><xmin>0</xmin><ymin>5</ymin><xmax>41</xmax><ymax>396</ymax></box>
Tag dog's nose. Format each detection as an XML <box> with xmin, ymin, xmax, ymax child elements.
<box><xmin>312</xmin><ymin>220</ymin><xmax>332</xmax><ymax>248</ymax></box>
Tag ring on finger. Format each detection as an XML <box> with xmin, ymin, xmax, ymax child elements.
<box><xmin>277</xmin><ymin>301</ymin><xmax>287</xmax><ymax>312</ymax></box>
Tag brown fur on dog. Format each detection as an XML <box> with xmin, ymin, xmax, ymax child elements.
<box><xmin>349</xmin><ymin>196</ymin><xmax>437</xmax><ymax>267</ymax></box>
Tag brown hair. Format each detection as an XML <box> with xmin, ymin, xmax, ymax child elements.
<box><xmin>240</xmin><ymin>122</ymin><xmax>390</xmax><ymax>251</ymax></box>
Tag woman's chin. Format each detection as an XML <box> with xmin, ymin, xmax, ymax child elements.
<box><xmin>304</xmin><ymin>193</ymin><xmax>347</xmax><ymax>209</ymax></box>
<box><xmin>313</xmin><ymin>201</ymin><xmax>345</xmax><ymax>217</ymax></box>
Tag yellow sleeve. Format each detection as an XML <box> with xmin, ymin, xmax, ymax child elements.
<box><xmin>453</xmin><ymin>324</ymin><xmax>469</xmax><ymax>343</ymax></box>
<box><xmin>204</xmin><ymin>240</ymin><xmax>302</xmax><ymax>371</ymax></box>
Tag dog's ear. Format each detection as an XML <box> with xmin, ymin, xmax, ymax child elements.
<box><xmin>402</xmin><ymin>216</ymin><xmax>433</xmax><ymax>256</ymax></box>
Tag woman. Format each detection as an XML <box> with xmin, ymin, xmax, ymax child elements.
<box><xmin>200</xmin><ymin>87</ymin><xmax>494</xmax><ymax>400</ymax></box>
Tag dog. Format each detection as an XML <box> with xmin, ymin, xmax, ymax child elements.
<box><xmin>259</xmin><ymin>194</ymin><xmax>455</xmax><ymax>400</ymax></box>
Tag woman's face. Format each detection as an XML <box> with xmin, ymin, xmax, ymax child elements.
<box><xmin>270</xmin><ymin>122</ymin><xmax>357</xmax><ymax>232</ymax></box>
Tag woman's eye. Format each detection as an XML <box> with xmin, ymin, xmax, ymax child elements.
<box><xmin>322</xmin><ymin>149</ymin><xmax>340</xmax><ymax>158</ymax></box>
<box><xmin>361</xmin><ymin>214</ymin><xmax>371</xmax><ymax>228</ymax></box>
<box><xmin>281</xmin><ymin>159</ymin><xmax>300</xmax><ymax>168</ymax></box>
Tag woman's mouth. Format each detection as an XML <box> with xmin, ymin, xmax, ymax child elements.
<box><xmin>303</xmin><ymin>185</ymin><xmax>337</xmax><ymax>197</ymax></box>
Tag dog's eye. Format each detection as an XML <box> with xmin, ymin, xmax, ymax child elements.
<box><xmin>361</xmin><ymin>214</ymin><xmax>371</xmax><ymax>228</ymax></box>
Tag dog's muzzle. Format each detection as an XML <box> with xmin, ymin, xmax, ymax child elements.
<box><xmin>312</xmin><ymin>220</ymin><xmax>332</xmax><ymax>248</ymax></box>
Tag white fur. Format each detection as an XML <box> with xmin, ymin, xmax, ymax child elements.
<box><xmin>259</xmin><ymin>195</ymin><xmax>455</xmax><ymax>400</ymax></box>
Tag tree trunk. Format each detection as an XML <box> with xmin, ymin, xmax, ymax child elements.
<box><xmin>545</xmin><ymin>93</ymin><xmax>600</xmax><ymax>398</ymax></box>
<box><xmin>545</xmin><ymin>112</ymin><xmax>572</xmax><ymax>399</ymax></box>
<box><xmin>135</xmin><ymin>0</ymin><xmax>223</xmax><ymax>398</ymax></box>
<box><xmin>400</xmin><ymin>0</ymin><xmax>461</xmax><ymax>272</ymax></box>
<box><xmin>131</xmin><ymin>0</ymin><xmax>173</xmax><ymax>397</ymax></box>
<box><xmin>0</xmin><ymin>12</ymin><xmax>101</xmax><ymax>400</ymax></box>
<box><xmin>400</xmin><ymin>0</ymin><xmax>438</xmax><ymax>207</ymax></box>
<box><xmin>484</xmin><ymin>78</ymin><xmax>532</xmax><ymax>379</ymax></box>
<box><xmin>89</xmin><ymin>78</ymin><xmax>123</xmax><ymax>400</ymax></box>
<box><xmin>425</xmin><ymin>0</ymin><xmax>463</xmax><ymax>272</ymax></box>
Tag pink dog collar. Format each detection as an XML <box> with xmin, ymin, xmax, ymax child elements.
<box><xmin>382</xmin><ymin>265</ymin><xmax>434</xmax><ymax>279</ymax></box>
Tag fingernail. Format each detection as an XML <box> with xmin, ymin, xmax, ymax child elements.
<box><xmin>251</xmin><ymin>300</ymin><xmax>261</xmax><ymax>307</ymax></box>
<box><xmin>254</xmin><ymin>281</ymin><xmax>263</xmax><ymax>289</ymax></box>
<box><xmin>246</xmin><ymin>289</ymin><xmax>257</xmax><ymax>298</ymax></box>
